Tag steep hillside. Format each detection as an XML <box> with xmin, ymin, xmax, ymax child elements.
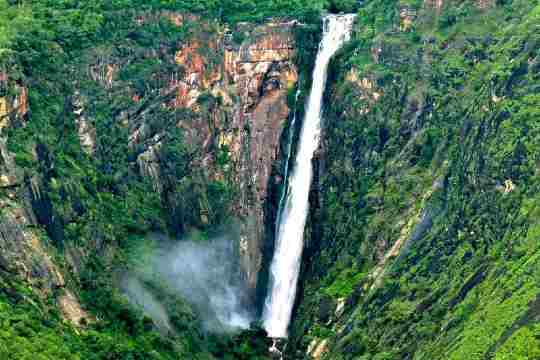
<box><xmin>290</xmin><ymin>1</ymin><xmax>540</xmax><ymax>359</ymax></box>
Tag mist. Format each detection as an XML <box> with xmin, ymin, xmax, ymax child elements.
<box><xmin>122</xmin><ymin>232</ymin><xmax>253</xmax><ymax>333</ymax></box>
<box><xmin>121</xmin><ymin>276</ymin><xmax>173</xmax><ymax>332</ymax></box>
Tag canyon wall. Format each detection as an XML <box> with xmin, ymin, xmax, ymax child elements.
<box><xmin>0</xmin><ymin>13</ymin><xmax>299</xmax><ymax>316</ymax></box>
<box><xmin>127</xmin><ymin>16</ymin><xmax>299</xmax><ymax>298</ymax></box>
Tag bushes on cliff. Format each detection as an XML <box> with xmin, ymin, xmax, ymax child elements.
<box><xmin>1</xmin><ymin>1</ymin><xmax>247</xmax><ymax>358</ymax></box>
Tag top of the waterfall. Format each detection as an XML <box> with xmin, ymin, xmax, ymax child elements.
<box><xmin>319</xmin><ymin>13</ymin><xmax>356</xmax><ymax>51</ymax></box>
<box><xmin>323</xmin><ymin>13</ymin><xmax>357</xmax><ymax>22</ymax></box>
<box><xmin>321</xmin><ymin>13</ymin><xmax>356</xmax><ymax>39</ymax></box>
<box><xmin>323</xmin><ymin>13</ymin><xmax>357</xmax><ymax>18</ymax></box>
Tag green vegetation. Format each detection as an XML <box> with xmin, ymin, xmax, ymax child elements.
<box><xmin>0</xmin><ymin>273</ymin><xmax>271</xmax><ymax>359</ymax></box>
<box><xmin>1</xmin><ymin>0</ymin><xmax>539</xmax><ymax>358</ymax></box>
<box><xmin>291</xmin><ymin>0</ymin><xmax>540</xmax><ymax>359</ymax></box>
<box><xmin>324</xmin><ymin>264</ymin><xmax>366</xmax><ymax>298</ymax></box>
<box><xmin>0</xmin><ymin>0</ymin><xmax>319</xmax><ymax>358</ymax></box>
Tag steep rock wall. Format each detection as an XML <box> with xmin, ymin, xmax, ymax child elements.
<box><xmin>0</xmin><ymin>12</ymin><xmax>299</xmax><ymax>324</ymax></box>
<box><xmin>130</xmin><ymin>18</ymin><xmax>298</xmax><ymax>298</ymax></box>
<box><xmin>18</xmin><ymin>13</ymin><xmax>299</xmax><ymax>304</ymax></box>
<box><xmin>0</xmin><ymin>75</ymin><xmax>93</xmax><ymax>326</ymax></box>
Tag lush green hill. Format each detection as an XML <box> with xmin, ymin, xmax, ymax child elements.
<box><xmin>289</xmin><ymin>1</ymin><xmax>540</xmax><ymax>359</ymax></box>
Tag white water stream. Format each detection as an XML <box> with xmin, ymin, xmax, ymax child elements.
<box><xmin>262</xmin><ymin>14</ymin><xmax>356</xmax><ymax>339</ymax></box>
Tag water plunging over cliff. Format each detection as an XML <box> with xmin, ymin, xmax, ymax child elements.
<box><xmin>262</xmin><ymin>14</ymin><xmax>356</xmax><ymax>339</ymax></box>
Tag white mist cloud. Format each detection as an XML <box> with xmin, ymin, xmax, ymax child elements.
<box><xmin>121</xmin><ymin>276</ymin><xmax>173</xmax><ymax>333</ymax></box>
<box><xmin>122</xmin><ymin>232</ymin><xmax>253</xmax><ymax>333</ymax></box>
<box><xmin>156</xmin><ymin>236</ymin><xmax>253</xmax><ymax>332</ymax></box>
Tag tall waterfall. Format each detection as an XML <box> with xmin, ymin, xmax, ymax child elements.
<box><xmin>263</xmin><ymin>14</ymin><xmax>356</xmax><ymax>339</ymax></box>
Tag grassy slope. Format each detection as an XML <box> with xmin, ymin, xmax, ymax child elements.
<box><xmin>290</xmin><ymin>1</ymin><xmax>540</xmax><ymax>359</ymax></box>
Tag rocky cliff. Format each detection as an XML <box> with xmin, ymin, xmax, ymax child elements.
<box><xmin>124</xmin><ymin>15</ymin><xmax>299</xmax><ymax>298</ymax></box>
<box><xmin>0</xmin><ymin>7</ymin><xmax>304</xmax><ymax>357</ymax></box>
<box><xmin>0</xmin><ymin>10</ymin><xmax>299</xmax><ymax>326</ymax></box>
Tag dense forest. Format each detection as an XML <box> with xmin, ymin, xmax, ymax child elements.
<box><xmin>0</xmin><ymin>0</ymin><xmax>539</xmax><ymax>359</ymax></box>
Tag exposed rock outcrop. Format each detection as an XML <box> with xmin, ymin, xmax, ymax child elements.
<box><xmin>399</xmin><ymin>6</ymin><xmax>417</xmax><ymax>32</ymax></box>
<box><xmin>223</xmin><ymin>26</ymin><xmax>297</xmax><ymax>293</ymax></box>
<box><xmin>424</xmin><ymin>0</ymin><xmax>494</xmax><ymax>10</ymax></box>
<box><xmin>0</xmin><ymin>181</ymin><xmax>65</xmax><ymax>293</ymax></box>
<box><xmin>0</xmin><ymin>71</ymin><xmax>29</xmax><ymax>131</ymax></box>
<box><xmin>58</xmin><ymin>290</ymin><xmax>92</xmax><ymax>326</ymax></box>
<box><xmin>0</xmin><ymin>71</ymin><xmax>89</xmax><ymax>326</ymax></box>
<box><xmin>121</xmin><ymin>16</ymin><xmax>299</xmax><ymax>299</ymax></box>
<box><xmin>72</xmin><ymin>91</ymin><xmax>97</xmax><ymax>155</ymax></box>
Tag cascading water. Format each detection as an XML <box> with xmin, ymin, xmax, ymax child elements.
<box><xmin>263</xmin><ymin>14</ymin><xmax>356</xmax><ymax>339</ymax></box>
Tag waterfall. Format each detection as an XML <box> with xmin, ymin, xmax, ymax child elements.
<box><xmin>263</xmin><ymin>14</ymin><xmax>356</xmax><ymax>339</ymax></box>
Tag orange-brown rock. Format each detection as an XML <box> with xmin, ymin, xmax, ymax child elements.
<box><xmin>72</xmin><ymin>91</ymin><xmax>96</xmax><ymax>155</ymax></box>
<box><xmin>105</xmin><ymin>64</ymin><xmax>117</xmax><ymax>89</ymax></box>
<box><xmin>58</xmin><ymin>290</ymin><xmax>92</xmax><ymax>326</ymax></box>
<box><xmin>399</xmin><ymin>6</ymin><xmax>417</xmax><ymax>31</ymax></box>
<box><xmin>164</xmin><ymin>11</ymin><xmax>199</xmax><ymax>27</ymax></box>
<box><xmin>88</xmin><ymin>15</ymin><xmax>299</xmax><ymax>300</ymax></box>
<box><xmin>345</xmin><ymin>69</ymin><xmax>381</xmax><ymax>114</ymax></box>
<box><xmin>156</xmin><ymin>20</ymin><xmax>298</xmax><ymax>294</ymax></box>
<box><xmin>0</xmin><ymin>73</ymin><xmax>29</xmax><ymax>130</ymax></box>
<box><xmin>424</xmin><ymin>0</ymin><xmax>444</xmax><ymax>11</ymax></box>
<box><xmin>175</xmin><ymin>41</ymin><xmax>207</xmax><ymax>74</ymax></box>
<box><xmin>15</xmin><ymin>85</ymin><xmax>28</xmax><ymax>118</ymax></box>
<box><xmin>0</xmin><ymin>98</ymin><xmax>8</xmax><ymax>127</ymax></box>
<box><xmin>220</xmin><ymin>25</ymin><xmax>298</xmax><ymax>292</ymax></box>
<box><xmin>424</xmin><ymin>0</ymin><xmax>494</xmax><ymax>11</ymax></box>
<box><xmin>89</xmin><ymin>62</ymin><xmax>117</xmax><ymax>89</ymax></box>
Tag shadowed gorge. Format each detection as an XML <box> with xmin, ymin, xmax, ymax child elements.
<box><xmin>0</xmin><ymin>0</ymin><xmax>539</xmax><ymax>359</ymax></box>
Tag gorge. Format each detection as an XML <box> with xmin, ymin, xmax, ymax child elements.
<box><xmin>0</xmin><ymin>1</ymin><xmax>539</xmax><ymax>359</ymax></box>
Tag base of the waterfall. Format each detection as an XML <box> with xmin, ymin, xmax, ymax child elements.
<box><xmin>268</xmin><ymin>338</ymin><xmax>287</xmax><ymax>359</ymax></box>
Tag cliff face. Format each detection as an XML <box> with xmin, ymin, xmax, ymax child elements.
<box><xmin>125</xmin><ymin>16</ymin><xmax>298</xmax><ymax>296</ymax></box>
<box><xmin>0</xmin><ymin>11</ymin><xmax>298</xmax><ymax>324</ymax></box>
<box><xmin>185</xmin><ymin>21</ymin><xmax>297</xmax><ymax>294</ymax></box>
<box><xmin>0</xmin><ymin>74</ymin><xmax>95</xmax><ymax>327</ymax></box>
<box><xmin>0</xmin><ymin>75</ymin><xmax>56</xmax><ymax>290</ymax></box>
